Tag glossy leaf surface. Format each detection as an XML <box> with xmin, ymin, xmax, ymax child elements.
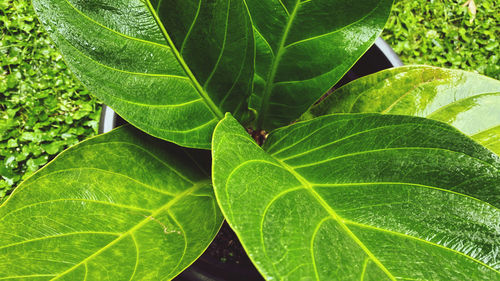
<box><xmin>0</xmin><ymin>126</ymin><xmax>223</xmax><ymax>280</ymax></box>
<box><xmin>247</xmin><ymin>0</ymin><xmax>393</xmax><ymax>130</ymax></box>
<box><xmin>302</xmin><ymin>66</ymin><xmax>500</xmax><ymax>154</ymax></box>
<box><xmin>213</xmin><ymin>113</ymin><xmax>500</xmax><ymax>280</ymax></box>
<box><xmin>32</xmin><ymin>0</ymin><xmax>254</xmax><ymax>149</ymax></box>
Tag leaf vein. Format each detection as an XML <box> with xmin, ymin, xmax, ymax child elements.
<box><xmin>256</xmin><ymin>0</ymin><xmax>301</xmax><ymax>127</ymax></box>
<box><xmin>278</xmin><ymin>0</ymin><xmax>290</xmax><ymax>16</ymax></box>
<box><xmin>59</xmin><ymin>33</ymin><xmax>187</xmax><ymax>79</ymax></box>
<box><xmin>180</xmin><ymin>0</ymin><xmax>202</xmax><ymax>54</ymax></box>
<box><xmin>426</xmin><ymin>92</ymin><xmax>500</xmax><ymax>118</ymax></box>
<box><xmin>268</xmin><ymin>116</ymin><xmax>367</xmax><ymax>156</ymax></box>
<box><xmin>20</xmin><ymin>167</ymin><xmax>178</xmax><ymax>197</ymax></box>
<box><xmin>66</xmin><ymin>141</ymin><xmax>196</xmax><ymax>184</ymax></box>
<box><xmin>129</xmin><ymin>234</ymin><xmax>139</xmax><ymax>281</ymax></box>
<box><xmin>203</xmin><ymin>0</ymin><xmax>231</xmax><ymax>88</ymax></box>
<box><xmin>143</xmin><ymin>0</ymin><xmax>224</xmax><ymax>119</ymax></box>
<box><xmin>83</xmin><ymin>263</ymin><xmax>88</xmax><ymax>281</ymax></box>
<box><xmin>360</xmin><ymin>258</ymin><xmax>370</xmax><ymax>281</ymax></box>
<box><xmin>343</xmin><ymin>220</ymin><xmax>500</xmax><ymax>273</ymax></box>
<box><xmin>279</xmin><ymin>123</ymin><xmax>428</xmax><ymax>161</ymax></box>
<box><xmin>62</xmin><ymin>0</ymin><xmax>171</xmax><ymax>50</ymax></box>
<box><xmin>49</xmin><ymin>183</ymin><xmax>204</xmax><ymax>280</ymax></box>
<box><xmin>0</xmin><ymin>199</ymin><xmax>152</xmax><ymax>223</ymax></box>
<box><xmin>380</xmin><ymin>77</ymin><xmax>448</xmax><ymax>114</ymax></box>
<box><xmin>291</xmin><ymin>147</ymin><xmax>498</xmax><ymax>170</ymax></box>
<box><xmin>284</xmin><ymin>0</ymin><xmax>383</xmax><ymax>49</ymax></box>
<box><xmin>165</xmin><ymin>210</ymin><xmax>188</xmax><ymax>277</ymax></box>
<box><xmin>311</xmin><ymin>217</ymin><xmax>331</xmax><ymax>281</ymax></box>
<box><xmin>0</xmin><ymin>275</ymin><xmax>57</xmax><ymax>280</ymax></box>
<box><xmin>274</xmin><ymin>158</ymin><xmax>397</xmax><ymax>280</ymax></box>
<box><xmin>0</xmin><ymin>232</ymin><xmax>119</xmax><ymax>251</ymax></box>
<box><xmin>259</xmin><ymin>186</ymin><xmax>304</xmax><ymax>277</ymax></box>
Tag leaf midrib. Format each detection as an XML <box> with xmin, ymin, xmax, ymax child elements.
<box><xmin>144</xmin><ymin>0</ymin><xmax>224</xmax><ymax>119</ymax></box>
<box><xmin>253</xmin><ymin>178</ymin><xmax>499</xmax><ymax>258</ymax></box>
<box><xmin>272</xmin><ymin>158</ymin><xmax>398</xmax><ymax>281</ymax></box>
<box><xmin>49</xmin><ymin>181</ymin><xmax>208</xmax><ymax>280</ymax></box>
<box><xmin>426</xmin><ymin>92</ymin><xmax>500</xmax><ymax>119</ymax></box>
<box><xmin>256</xmin><ymin>0</ymin><xmax>301</xmax><ymax>128</ymax></box>
<box><xmin>254</xmin><ymin>0</ymin><xmax>386</xmax><ymax>128</ymax></box>
<box><xmin>380</xmin><ymin>77</ymin><xmax>448</xmax><ymax>114</ymax></box>
<box><xmin>266</xmin><ymin>155</ymin><xmax>500</xmax><ymax>278</ymax></box>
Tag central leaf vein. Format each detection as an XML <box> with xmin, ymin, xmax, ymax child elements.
<box><xmin>49</xmin><ymin>182</ymin><xmax>206</xmax><ymax>280</ymax></box>
<box><xmin>274</xmin><ymin>158</ymin><xmax>397</xmax><ymax>281</ymax></box>
<box><xmin>256</xmin><ymin>0</ymin><xmax>301</xmax><ymax>128</ymax></box>
<box><xmin>144</xmin><ymin>0</ymin><xmax>224</xmax><ymax>119</ymax></box>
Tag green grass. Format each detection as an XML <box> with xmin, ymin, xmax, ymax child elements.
<box><xmin>0</xmin><ymin>0</ymin><xmax>101</xmax><ymax>198</ymax></box>
<box><xmin>383</xmin><ymin>0</ymin><xmax>499</xmax><ymax>79</ymax></box>
<box><xmin>0</xmin><ymin>0</ymin><xmax>498</xmax><ymax>199</ymax></box>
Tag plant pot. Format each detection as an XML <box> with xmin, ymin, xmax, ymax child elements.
<box><xmin>98</xmin><ymin>38</ymin><xmax>402</xmax><ymax>281</ymax></box>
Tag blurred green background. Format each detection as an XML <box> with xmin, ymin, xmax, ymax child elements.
<box><xmin>1</xmin><ymin>0</ymin><xmax>499</xmax><ymax>199</ymax></box>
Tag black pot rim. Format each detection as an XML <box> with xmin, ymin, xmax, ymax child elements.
<box><xmin>374</xmin><ymin>37</ymin><xmax>403</xmax><ymax>68</ymax></box>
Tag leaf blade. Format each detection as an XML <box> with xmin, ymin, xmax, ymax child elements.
<box><xmin>247</xmin><ymin>0</ymin><xmax>393</xmax><ymax>130</ymax></box>
<box><xmin>212</xmin><ymin>113</ymin><xmax>500</xmax><ymax>280</ymax></box>
<box><xmin>0</xmin><ymin>126</ymin><xmax>223</xmax><ymax>280</ymax></box>
<box><xmin>301</xmin><ymin>66</ymin><xmax>500</xmax><ymax>154</ymax></box>
<box><xmin>33</xmin><ymin>0</ymin><xmax>254</xmax><ymax>149</ymax></box>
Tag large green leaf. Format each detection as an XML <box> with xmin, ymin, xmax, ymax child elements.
<box><xmin>247</xmin><ymin>0</ymin><xmax>393</xmax><ymax>130</ymax></box>
<box><xmin>0</xmin><ymin>125</ymin><xmax>223</xmax><ymax>280</ymax></box>
<box><xmin>32</xmin><ymin>0</ymin><xmax>254</xmax><ymax>149</ymax></box>
<box><xmin>301</xmin><ymin>66</ymin><xmax>500</xmax><ymax>154</ymax></box>
<box><xmin>213</xmin><ymin>113</ymin><xmax>500</xmax><ymax>280</ymax></box>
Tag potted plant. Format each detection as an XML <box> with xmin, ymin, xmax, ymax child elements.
<box><xmin>1</xmin><ymin>1</ymin><xmax>499</xmax><ymax>280</ymax></box>
<box><xmin>98</xmin><ymin>38</ymin><xmax>403</xmax><ymax>281</ymax></box>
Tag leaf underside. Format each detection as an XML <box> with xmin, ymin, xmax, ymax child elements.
<box><xmin>302</xmin><ymin>66</ymin><xmax>500</xmax><ymax>154</ymax></box>
<box><xmin>0</xmin><ymin>126</ymin><xmax>223</xmax><ymax>280</ymax></box>
<box><xmin>32</xmin><ymin>0</ymin><xmax>254</xmax><ymax>149</ymax></box>
<box><xmin>213</xmin><ymin>113</ymin><xmax>500</xmax><ymax>281</ymax></box>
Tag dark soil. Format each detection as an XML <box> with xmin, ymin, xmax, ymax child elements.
<box><xmin>176</xmin><ymin>221</ymin><xmax>264</xmax><ymax>281</ymax></box>
<box><xmin>200</xmin><ymin>221</ymin><xmax>255</xmax><ymax>268</ymax></box>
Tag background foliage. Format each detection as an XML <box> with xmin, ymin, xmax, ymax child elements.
<box><xmin>383</xmin><ymin>0</ymin><xmax>499</xmax><ymax>79</ymax></box>
<box><xmin>0</xmin><ymin>0</ymin><xmax>101</xmax><ymax>199</ymax></box>
<box><xmin>0</xmin><ymin>0</ymin><xmax>498</xmax><ymax>199</ymax></box>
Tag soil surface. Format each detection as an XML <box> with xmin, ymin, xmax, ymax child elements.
<box><xmin>200</xmin><ymin>221</ymin><xmax>255</xmax><ymax>267</ymax></box>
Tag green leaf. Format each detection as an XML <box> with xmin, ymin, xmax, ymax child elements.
<box><xmin>32</xmin><ymin>0</ymin><xmax>254</xmax><ymax>149</ymax></box>
<box><xmin>247</xmin><ymin>0</ymin><xmax>393</xmax><ymax>130</ymax></box>
<box><xmin>213</xmin><ymin>113</ymin><xmax>500</xmax><ymax>280</ymax></box>
<box><xmin>301</xmin><ymin>66</ymin><xmax>500</xmax><ymax>154</ymax></box>
<box><xmin>0</xmin><ymin>125</ymin><xmax>223</xmax><ymax>280</ymax></box>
